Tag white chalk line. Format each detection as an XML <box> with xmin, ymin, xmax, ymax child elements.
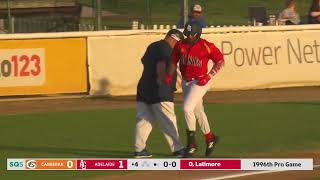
<box><xmin>203</xmin><ymin>164</ymin><xmax>320</xmax><ymax>180</ymax></box>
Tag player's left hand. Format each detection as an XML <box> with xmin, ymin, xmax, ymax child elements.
<box><xmin>197</xmin><ymin>74</ymin><xmax>211</xmax><ymax>86</ymax></box>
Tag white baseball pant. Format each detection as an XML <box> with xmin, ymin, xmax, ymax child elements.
<box><xmin>134</xmin><ymin>101</ymin><xmax>183</xmax><ymax>152</ymax></box>
<box><xmin>182</xmin><ymin>79</ymin><xmax>212</xmax><ymax>134</ymax></box>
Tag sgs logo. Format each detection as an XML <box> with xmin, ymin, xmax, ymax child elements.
<box><xmin>26</xmin><ymin>160</ymin><xmax>37</xmax><ymax>169</ymax></box>
<box><xmin>9</xmin><ymin>161</ymin><xmax>24</xmax><ymax>168</ymax></box>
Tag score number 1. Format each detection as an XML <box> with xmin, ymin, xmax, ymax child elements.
<box><xmin>119</xmin><ymin>160</ymin><xmax>124</xmax><ymax>169</ymax></box>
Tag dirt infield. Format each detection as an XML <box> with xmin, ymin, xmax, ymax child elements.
<box><xmin>1</xmin><ymin>86</ymin><xmax>320</xmax><ymax>180</ymax></box>
<box><xmin>1</xmin><ymin>86</ymin><xmax>320</xmax><ymax>115</ymax></box>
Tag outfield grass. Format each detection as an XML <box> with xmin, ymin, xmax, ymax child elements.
<box><xmin>78</xmin><ymin>0</ymin><xmax>314</xmax><ymax>28</ymax></box>
<box><xmin>1</xmin><ymin>102</ymin><xmax>320</xmax><ymax>179</ymax></box>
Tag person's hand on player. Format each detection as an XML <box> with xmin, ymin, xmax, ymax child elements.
<box><xmin>197</xmin><ymin>74</ymin><xmax>211</xmax><ymax>86</ymax></box>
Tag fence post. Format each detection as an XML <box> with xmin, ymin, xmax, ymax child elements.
<box><xmin>132</xmin><ymin>21</ymin><xmax>139</xmax><ymax>30</ymax></box>
<box><xmin>153</xmin><ymin>24</ymin><xmax>157</xmax><ymax>30</ymax></box>
<box><xmin>0</xmin><ymin>19</ymin><xmax>4</xmax><ymax>33</ymax></box>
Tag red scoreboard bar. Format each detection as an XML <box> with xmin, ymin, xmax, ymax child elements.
<box><xmin>77</xmin><ymin>159</ymin><xmax>127</xmax><ymax>170</ymax></box>
<box><xmin>180</xmin><ymin>159</ymin><xmax>241</xmax><ymax>170</ymax></box>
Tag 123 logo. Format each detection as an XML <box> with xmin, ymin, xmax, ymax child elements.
<box><xmin>0</xmin><ymin>54</ymin><xmax>42</xmax><ymax>78</ymax></box>
<box><xmin>0</xmin><ymin>48</ymin><xmax>45</xmax><ymax>87</ymax></box>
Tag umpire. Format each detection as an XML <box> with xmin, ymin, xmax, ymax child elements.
<box><xmin>134</xmin><ymin>29</ymin><xmax>185</xmax><ymax>158</ymax></box>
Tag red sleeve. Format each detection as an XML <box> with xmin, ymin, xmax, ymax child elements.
<box><xmin>205</xmin><ymin>41</ymin><xmax>225</xmax><ymax>76</ymax></box>
<box><xmin>171</xmin><ymin>42</ymin><xmax>180</xmax><ymax>65</ymax></box>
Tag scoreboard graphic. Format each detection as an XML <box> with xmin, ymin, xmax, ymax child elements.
<box><xmin>7</xmin><ymin>158</ymin><xmax>313</xmax><ymax>171</ymax></box>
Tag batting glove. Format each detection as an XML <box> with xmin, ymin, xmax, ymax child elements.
<box><xmin>164</xmin><ymin>74</ymin><xmax>173</xmax><ymax>86</ymax></box>
<box><xmin>197</xmin><ymin>74</ymin><xmax>211</xmax><ymax>86</ymax></box>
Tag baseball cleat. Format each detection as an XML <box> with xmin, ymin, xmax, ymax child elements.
<box><xmin>186</xmin><ymin>130</ymin><xmax>198</xmax><ymax>156</ymax></box>
<box><xmin>205</xmin><ymin>136</ymin><xmax>219</xmax><ymax>157</ymax></box>
<box><xmin>187</xmin><ymin>144</ymin><xmax>198</xmax><ymax>156</ymax></box>
<box><xmin>134</xmin><ymin>149</ymin><xmax>152</xmax><ymax>158</ymax></box>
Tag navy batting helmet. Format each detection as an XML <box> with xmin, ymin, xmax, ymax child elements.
<box><xmin>166</xmin><ymin>29</ymin><xmax>184</xmax><ymax>41</ymax></box>
<box><xmin>183</xmin><ymin>20</ymin><xmax>202</xmax><ymax>37</ymax></box>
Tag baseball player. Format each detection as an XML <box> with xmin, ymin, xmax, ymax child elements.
<box><xmin>165</xmin><ymin>21</ymin><xmax>224</xmax><ymax>157</ymax></box>
<box><xmin>134</xmin><ymin>29</ymin><xmax>186</xmax><ymax>158</ymax></box>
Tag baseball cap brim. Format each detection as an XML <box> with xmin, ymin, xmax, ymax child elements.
<box><xmin>170</xmin><ymin>34</ymin><xmax>181</xmax><ymax>41</ymax></box>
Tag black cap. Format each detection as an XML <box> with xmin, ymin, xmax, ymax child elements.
<box><xmin>166</xmin><ymin>29</ymin><xmax>184</xmax><ymax>41</ymax></box>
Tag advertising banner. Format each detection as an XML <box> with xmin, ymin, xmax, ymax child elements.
<box><xmin>0</xmin><ymin>38</ymin><xmax>87</xmax><ymax>96</ymax></box>
<box><xmin>202</xmin><ymin>30</ymin><xmax>320</xmax><ymax>90</ymax></box>
<box><xmin>88</xmin><ymin>30</ymin><xmax>320</xmax><ymax>96</ymax></box>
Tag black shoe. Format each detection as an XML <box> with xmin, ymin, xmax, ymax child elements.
<box><xmin>186</xmin><ymin>130</ymin><xmax>197</xmax><ymax>156</ymax></box>
<box><xmin>205</xmin><ymin>136</ymin><xmax>219</xmax><ymax>157</ymax></box>
<box><xmin>134</xmin><ymin>149</ymin><xmax>152</xmax><ymax>158</ymax></box>
<box><xmin>172</xmin><ymin>148</ymin><xmax>187</xmax><ymax>158</ymax></box>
